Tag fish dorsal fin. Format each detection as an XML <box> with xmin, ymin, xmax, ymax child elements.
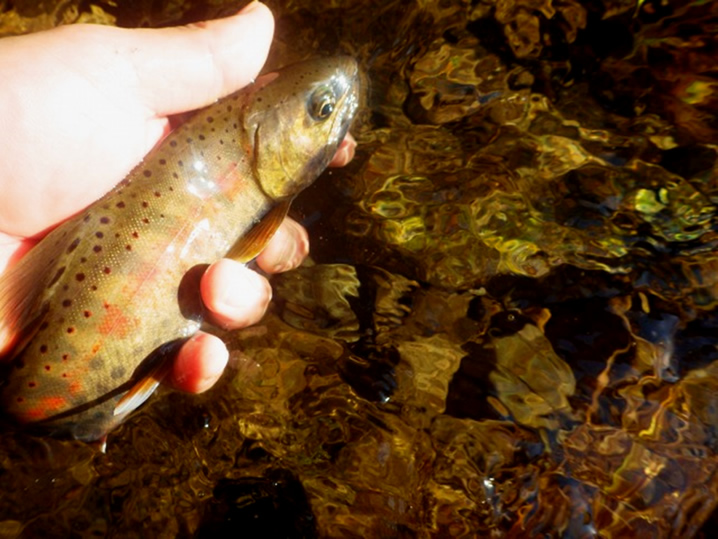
<box><xmin>0</xmin><ymin>221</ymin><xmax>83</xmax><ymax>358</ymax></box>
<box><xmin>225</xmin><ymin>199</ymin><xmax>292</xmax><ymax>263</ymax></box>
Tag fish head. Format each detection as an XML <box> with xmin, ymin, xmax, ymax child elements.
<box><xmin>246</xmin><ymin>56</ymin><xmax>360</xmax><ymax>200</ymax></box>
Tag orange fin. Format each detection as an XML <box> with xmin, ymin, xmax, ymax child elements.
<box><xmin>113</xmin><ymin>360</ymin><xmax>172</xmax><ymax>418</ymax></box>
<box><xmin>0</xmin><ymin>220</ymin><xmax>83</xmax><ymax>358</ymax></box>
<box><xmin>225</xmin><ymin>200</ymin><xmax>291</xmax><ymax>263</ymax></box>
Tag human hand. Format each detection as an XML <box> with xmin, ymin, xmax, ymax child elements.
<box><xmin>0</xmin><ymin>2</ymin><xmax>356</xmax><ymax>394</ymax></box>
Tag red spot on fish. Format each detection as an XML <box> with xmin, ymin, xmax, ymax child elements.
<box><xmin>100</xmin><ymin>216</ymin><xmax>111</xmax><ymax>224</ymax></box>
<box><xmin>62</xmin><ymin>354</ymin><xmax>69</xmax><ymax>361</ymax></box>
<box><xmin>84</xmin><ymin>310</ymin><xmax>92</xmax><ymax>318</ymax></box>
<box><xmin>39</xmin><ymin>344</ymin><xmax>48</xmax><ymax>353</ymax></box>
<box><xmin>92</xmin><ymin>342</ymin><xmax>101</xmax><ymax>354</ymax></box>
<box><xmin>76</xmin><ymin>272</ymin><xmax>85</xmax><ymax>282</ymax></box>
<box><xmin>67</xmin><ymin>327</ymin><xmax>75</xmax><ymax>334</ymax></box>
<box><xmin>16</xmin><ymin>397</ymin><xmax>23</xmax><ymax>403</ymax></box>
<box><xmin>62</xmin><ymin>373</ymin><xmax>68</xmax><ymax>378</ymax></box>
<box><xmin>40</xmin><ymin>396</ymin><xmax>68</xmax><ymax>412</ymax></box>
<box><xmin>103</xmin><ymin>267</ymin><xmax>112</xmax><ymax>274</ymax></box>
<box><xmin>44</xmin><ymin>365</ymin><xmax>51</xmax><ymax>371</ymax></box>
<box><xmin>68</xmin><ymin>380</ymin><xmax>83</xmax><ymax>397</ymax></box>
<box><xmin>98</xmin><ymin>304</ymin><xmax>136</xmax><ymax>338</ymax></box>
<box><xmin>28</xmin><ymin>381</ymin><xmax>36</xmax><ymax>388</ymax></box>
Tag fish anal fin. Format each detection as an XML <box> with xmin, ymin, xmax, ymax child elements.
<box><xmin>225</xmin><ymin>200</ymin><xmax>291</xmax><ymax>263</ymax></box>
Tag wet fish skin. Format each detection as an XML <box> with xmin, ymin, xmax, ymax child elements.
<box><xmin>0</xmin><ymin>56</ymin><xmax>360</xmax><ymax>441</ymax></box>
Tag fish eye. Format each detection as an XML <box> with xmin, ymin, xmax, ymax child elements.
<box><xmin>309</xmin><ymin>86</ymin><xmax>336</xmax><ymax>121</ymax></box>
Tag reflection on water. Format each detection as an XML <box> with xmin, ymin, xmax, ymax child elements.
<box><xmin>1</xmin><ymin>0</ymin><xmax>717</xmax><ymax>536</ymax></box>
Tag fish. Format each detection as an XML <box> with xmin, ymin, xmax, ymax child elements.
<box><xmin>0</xmin><ymin>56</ymin><xmax>360</xmax><ymax>441</ymax></box>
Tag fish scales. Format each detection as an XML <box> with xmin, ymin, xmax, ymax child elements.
<box><xmin>0</xmin><ymin>57</ymin><xmax>360</xmax><ymax>440</ymax></box>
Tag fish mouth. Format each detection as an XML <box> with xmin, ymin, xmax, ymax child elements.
<box><xmin>327</xmin><ymin>57</ymin><xmax>361</xmax><ymax>153</ymax></box>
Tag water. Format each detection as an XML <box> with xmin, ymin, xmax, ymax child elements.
<box><xmin>1</xmin><ymin>0</ymin><xmax>717</xmax><ymax>537</ymax></box>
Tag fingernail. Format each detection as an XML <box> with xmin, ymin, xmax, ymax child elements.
<box><xmin>217</xmin><ymin>264</ymin><xmax>269</xmax><ymax>310</ymax></box>
<box><xmin>239</xmin><ymin>1</ymin><xmax>262</xmax><ymax>14</ymax></box>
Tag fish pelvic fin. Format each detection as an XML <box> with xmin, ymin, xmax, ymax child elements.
<box><xmin>113</xmin><ymin>358</ymin><xmax>173</xmax><ymax>419</ymax></box>
<box><xmin>225</xmin><ymin>199</ymin><xmax>292</xmax><ymax>263</ymax></box>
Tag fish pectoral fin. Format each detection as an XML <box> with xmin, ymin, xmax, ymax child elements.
<box><xmin>225</xmin><ymin>199</ymin><xmax>292</xmax><ymax>263</ymax></box>
<box><xmin>113</xmin><ymin>359</ymin><xmax>172</xmax><ymax>418</ymax></box>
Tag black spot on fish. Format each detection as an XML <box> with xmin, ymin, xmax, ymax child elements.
<box><xmin>67</xmin><ymin>327</ymin><xmax>75</xmax><ymax>334</ymax></box>
<box><xmin>142</xmin><ymin>201</ymin><xmax>149</xmax><ymax>208</ymax></box>
<box><xmin>111</xmin><ymin>366</ymin><xmax>126</xmax><ymax>380</ymax></box>
<box><xmin>80</xmin><ymin>257</ymin><xmax>87</xmax><ymax>263</ymax></box>
<box><xmin>186</xmin><ymin>137</ymin><xmax>193</xmax><ymax>143</ymax></box>
<box><xmin>91</xmin><ymin>285</ymin><xmax>98</xmax><ymax>291</ymax></box>
<box><xmin>170</xmin><ymin>140</ymin><xmax>177</xmax><ymax>147</ymax></box>
<box><xmin>48</xmin><ymin>266</ymin><xmax>66</xmax><ymax>287</ymax></box>
<box><xmin>142</xmin><ymin>218</ymin><xmax>150</xmax><ymax>224</ymax></box>
<box><xmin>172</xmin><ymin>173</ymin><xmax>179</xmax><ymax>179</ymax></box>
<box><xmin>39</xmin><ymin>344</ymin><xmax>48</xmax><ymax>353</ymax></box>
<box><xmin>62</xmin><ymin>284</ymin><xmax>69</xmax><ymax>291</ymax></box>
<box><xmin>39</xmin><ymin>321</ymin><xmax>49</xmax><ymax>331</ymax></box>
<box><xmin>219</xmin><ymin>140</ymin><xmax>224</xmax><ymax>145</ymax></box>
<box><xmin>199</xmin><ymin>134</ymin><xmax>206</xmax><ymax>141</ymax></box>
<box><xmin>116</xmin><ymin>201</ymin><xmax>126</xmax><ymax>209</ymax></box>
<box><xmin>169</xmin><ymin>186</ymin><xmax>174</xmax><ymax>191</ymax></box>
<box><xmin>125</xmin><ymin>244</ymin><xmax>132</xmax><ymax>251</ymax></box>
<box><xmin>93</xmin><ymin>245</ymin><xmax>102</xmax><ymax>253</ymax></box>
<box><xmin>28</xmin><ymin>381</ymin><xmax>36</xmax><ymax>388</ymax></box>
<box><xmin>207</xmin><ymin>116</ymin><xmax>214</xmax><ymax>123</ymax></box>
<box><xmin>62</xmin><ymin>299</ymin><xmax>72</xmax><ymax>308</ymax></box>
<box><xmin>67</xmin><ymin>238</ymin><xmax>80</xmax><ymax>254</ymax></box>
<box><xmin>44</xmin><ymin>365</ymin><xmax>51</xmax><ymax>371</ymax></box>
<box><xmin>75</xmin><ymin>272</ymin><xmax>85</xmax><ymax>282</ymax></box>
<box><xmin>143</xmin><ymin>169</ymin><xmax>152</xmax><ymax>177</ymax></box>
<box><xmin>62</xmin><ymin>354</ymin><xmax>69</xmax><ymax>361</ymax></box>
<box><xmin>178</xmin><ymin>160</ymin><xmax>184</xmax><ymax>167</ymax></box>
<box><xmin>83</xmin><ymin>214</ymin><xmax>91</xmax><ymax>222</ymax></box>
<box><xmin>100</xmin><ymin>216</ymin><xmax>110</xmax><ymax>224</ymax></box>
<box><xmin>154</xmin><ymin>191</ymin><xmax>161</xmax><ymax>197</ymax></box>
<box><xmin>95</xmin><ymin>231</ymin><xmax>104</xmax><ymax>239</ymax></box>
<box><xmin>226</xmin><ymin>104</ymin><xmax>232</xmax><ymax>112</ymax></box>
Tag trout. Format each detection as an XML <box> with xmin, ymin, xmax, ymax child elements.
<box><xmin>0</xmin><ymin>56</ymin><xmax>360</xmax><ymax>441</ymax></box>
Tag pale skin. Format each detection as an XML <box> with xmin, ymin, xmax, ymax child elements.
<box><xmin>0</xmin><ymin>2</ymin><xmax>356</xmax><ymax>394</ymax></box>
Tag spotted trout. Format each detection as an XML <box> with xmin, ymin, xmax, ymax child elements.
<box><xmin>0</xmin><ymin>56</ymin><xmax>360</xmax><ymax>441</ymax></box>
